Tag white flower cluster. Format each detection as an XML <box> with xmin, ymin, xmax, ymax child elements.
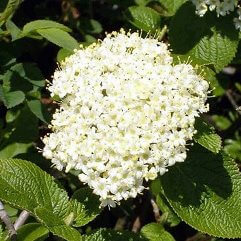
<box><xmin>42</xmin><ymin>30</ymin><xmax>209</xmax><ymax>207</ymax></box>
<box><xmin>191</xmin><ymin>0</ymin><xmax>241</xmax><ymax>30</ymax></box>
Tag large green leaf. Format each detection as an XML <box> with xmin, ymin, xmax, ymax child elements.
<box><xmin>0</xmin><ymin>158</ymin><xmax>69</xmax><ymax>218</ymax></box>
<box><xmin>0</xmin><ymin>158</ymin><xmax>97</xmax><ymax>240</ymax></box>
<box><xmin>36</xmin><ymin>28</ymin><xmax>79</xmax><ymax>51</ymax></box>
<box><xmin>35</xmin><ymin>207</ymin><xmax>82</xmax><ymax>241</ymax></box>
<box><xmin>169</xmin><ymin>2</ymin><xmax>239</xmax><ymax>72</ymax></box>
<box><xmin>161</xmin><ymin>145</ymin><xmax>241</xmax><ymax>238</ymax></box>
<box><xmin>22</xmin><ymin>20</ymin><xmax>71</xmax><ymax>34</ymax></box>
<box><xmin>17</xmin><ymin>223</ymin><xmax>49</xmax><ymax>241</ymax></box>
<box><xmin>194</xmin><ymin>119</ymin><xmax>222</xmax><ymax>153</ymax></box>
<box><xmin>83</xmin><ymin>229</ymin><xmax>146</xmax><ymax>241</ymax></box>
<box><xmin>141</xmin><ymin>223</ymin><xmax>175</xmax><ymax>241</ymax></box>
<box><xmin>125</xmin><ymin>6</ymin><xmax>161</xmax><ymax>32</ymax></box>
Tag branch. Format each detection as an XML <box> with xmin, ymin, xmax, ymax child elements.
<box><xmin>132</xmin><ymin>216</ymin><xmax>141</xmax><ymax>233</ymax></box>
<box><xmin>226</xmin><ymin>90</ymin><xmax>241</xmax><ymax>116</ymax></box>
<box><xmin>14</xmin><ymin>210</ymin><xmax>30</xmax><ymax>230</ymax></box>
<box><xmin>186</xmin><ymin>232</ymin><xmax>211</xmax><ymax>241</ymax></box>
<box><xmin>0</xmin><ymin>201</ymin><xmax>17</xmax><ymax>241</ymax></box>
<box><xmin>150</xmin><ymin>198</ymin><xmax>160</xmax><ymax>222</ymax></box>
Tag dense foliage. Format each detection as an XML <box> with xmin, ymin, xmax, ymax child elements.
<box><xmin>0</xmin><ymin>0</ymin><xmax>241</xmax><ymax>241</ymax></box>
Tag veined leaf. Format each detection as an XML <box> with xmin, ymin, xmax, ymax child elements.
<box><xmin>17</xmin><ymin>223</ymin><xmax>49</xmax><ymax>241</ymax></box>
<box><xmin>194</xmin><ymin>119</ymin><xmax>222</xmax><ymax>153</ymax></box>
<box><xmin>169</xmin><ymin>2</ymin><xmax>239</xmax><ymax>72</ymax></box>
<box><xmin>83</xmin><ymin>229</ymin><xmax>145</xmax><ymax>241</ymax></box>
<box><xmin>35</xmin><ymin>207</ymin><xmax>82</xmax><ymax>241</ymax></box>
<box><xmin>68</xmin><ymin>187</ymin><xmax>101</xmax><ymax>227</ymax></box>
<box><xmin>161</xmin><ymin>145</ymin><xmax>241</xmax><ymax>238</ymax></box>
<box><xmin>0</xmin><ymin>158</ymin><xmax>69</xmax><ymax>218</ymax></box>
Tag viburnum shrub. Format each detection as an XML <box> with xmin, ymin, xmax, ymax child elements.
<box><xmin>0</xmin><ymin>0</ymin><xmax>241</xmax><ymax>241</ymax></box>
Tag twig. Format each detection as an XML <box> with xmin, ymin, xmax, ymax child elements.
<box><xmin>114</xmin><ymin>217</ymin><xmax>126</xmax><ymax>231</ymax></box>
<box><xmin>150</xmin><ymin>199</ymin><xmax>160</xmax><ymax>222</ymax></box>
<box><xmin>158</xmin><ymin>25</ymin><xmax>168</xmax><ymax>41</ymax></box>
<box><xmin>0</xmin><ymin>201</ymin><xmax>17</xmax><ymax>240</ymax></box>
<box><xmin>132</xmin><ymin>216</ymin><xmax>141</xmax><ymax>233</ymax></box>
<box><xmin>132</xmin><ymin>191</ymin><xmax>152</xmax><ymax>233</ymax></box>
<box><xmin>14</xmin><ymin>210</ymin><xmax>30</xmax><ymax>230</ymax></box>
<box><xmin>226</xmin><ymin>90</ymin><xmax>241</xmax><ymax>116</ymax></box>
<box><xmin>186</xmin><ymin>232</ymin><xmax>211</xmax><ymax>241</ymax></box>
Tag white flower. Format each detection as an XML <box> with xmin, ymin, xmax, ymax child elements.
<box><xmin>234</xmin><ymin>7</ymin><xmax>241</xmax><ymax>30</ymax></box>
<box><xmin>42</xmin><ymin>30</ymin><xmax>209</xmax><ymax>207</ymax></box>
<box><xmin>191</xmin><ymin>0</ymin><xmax>240</xmax><ymax>29</ymax></box>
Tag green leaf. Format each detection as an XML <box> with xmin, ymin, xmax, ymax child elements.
<box><xmin>6</xmin><ymin>19</ymin><xmax>21</xmax><ymax>40</ymax></box>
<box><xmin>4</xmin><ymin>204</ymin><xmax>18</xmax><ymax>217</ymax></box>
<box><xmin>0</xmin><ymin>158</ymin><xmax>69</xmax><ymax>218</ymax></box>
<box><xmin>212</xmin><ymin>115</ymin><xmax>232</xmax><ymax>131</ymax></box>
<box><xmin>34</xmin><ymin>207</ymin><xmax>82</xmax><ymax>241</ymax></box>
<box><xmin>134</xmin><ymin>0</ymin><xmax>152</xmax><ymax>6</ymax></box>
<box><xmin>206</xmin><ymin>70</ymin><xmax>226</xmax><ymax>97</ymax></box>
<box><xmin>0</xmin><ymin>105</ymin><xmax>39</xmax><ymax>154</ymax></box>
<box><xmin>0</xmin><ymin>0</ymin><xmax>22</xmax><ymax>25</ymax></box>
<box><xmin>27</xmin><ymin>100</ymin><xmax>51</xmax><ymax>123</ymax></box>
<box><xmin>169</xmin><ymin>2</ymin><xmax>239</xmax><ymax>72</ymax></box>
<box><xmin>36</xmin><ymin>28</ymin><xmax>79</xmax><ymax>51</ymax></box>
<box><xmin>68</xmin><ymin>187</ymin><xmax>101</xmax><ymax>227</ymax></box>
<box><xmin>78</xmin><ymin>19</ymin><xmax>103</xmax><ymax>34</ymax></box>
<box><xmin>158</xmin><ymin>0</ymin><xmax>186</xmax><ymax>16</ymax></box>
<box><xmin>0</xmin><ymin>143</ymin><xmax>32</xmax><ymax>159</ymax></box>
<box><xmin>0</xmin><ymin>225</ymin><xmax>3</xmax><ymax>239</ymax></box>
<box><xmin>141</xmin><ymin>223</ymin><xmax>175</xmax><ymax>241</ymax></box>
<box><xmin>1</xmin><ymin>90</ymin><xmax>25</xmax><ymax>108</ymax></box>
<box><xmin>0</xmin><ymin>84</ymin><xmax>25</xmax><ymax>108</ymax></box>
<box><xmin>17</xmin><ymin>223</ymin><xmax>49</xmax><ymax>241</ymax></box>
<box><xmin>224</xmin><ymin>139</ymin><xmax>241</xmax><ymax>162</ymax></box>
<box><xmin>161</xmin><ymin>145</ymin><xmax>241</xmax><ymax>238</ymax></box>
<box><xmin>10</xmin><ymin>63</ymin><xmax>45</xmax><ymax>87</ymax></box>
<box><xmin>83</xmin><ymin>229</ymin><xmax>145</xmax><ymax>241</ymax></box>
<box><xmin>22</xmin><ymin>20</ymin><xmax>71</xmax><ymax>34</ymax></box>
<box><xmin>194</xmin><ymin>119</ymin><xmax>222</xmax><ymax>153</ymax></box>
<box><xmin>125</xmin><ymin>6</ymin><xmax>161</xmax><ymax>32</ymax></box>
